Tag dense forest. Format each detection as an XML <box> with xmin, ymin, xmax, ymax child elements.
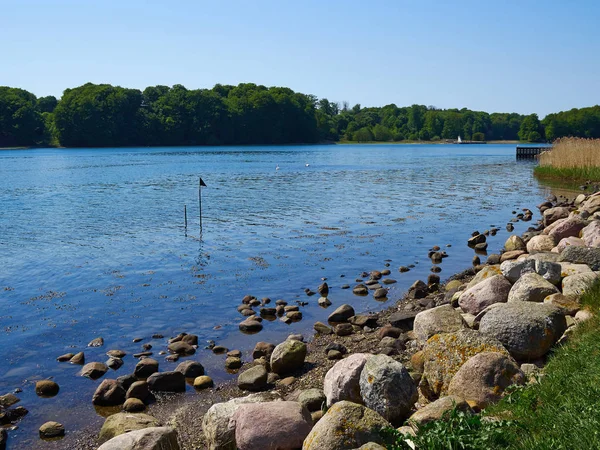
<box><xmin>1</xmin><ymin>83</ymin><xmax>599</xmax><ymax>148</ymax></box>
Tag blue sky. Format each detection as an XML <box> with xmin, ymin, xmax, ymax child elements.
<box><xmin>2</xmin><ymin>0</ymin><xmax>599</xmax><ymax>116</ymax></box>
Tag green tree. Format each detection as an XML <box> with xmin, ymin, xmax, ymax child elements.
<box><xmin>354</xmin><ymin>127</ymin><xmax>373</xmax><ymax>142</ymax></box>
<box><xmin>518</xmin><ymin>114</ymin><xmax>544</xmax><ymax>142</ymax></box>
<box><xmin>373</xmin><ymin>124</ymin><xmax>392</xmax><ymax>141</ymax></box>
<box><xmin>0</xmin><ymin>86</ymin><xmax>45</xmax><ymax>146</ymax></box>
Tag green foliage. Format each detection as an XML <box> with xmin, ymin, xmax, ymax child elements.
<box><xmin>354</xmin><ymin>127</ymin><xmax>373</xmax><ymax>142</ymax></box>
<box><xmin>382</xmin><ymin>409</ymin><xmax>514</xmax><ymax>450</ymax></box>
<box><xmin>518</xmin><ymin>114</ymin><xmax>544</xmax><ymax>142</ymax></box>
<box><xmin>2</xmin><ymin>82</ymin><xmax>600</xmax><ymax>147</ymax></box>
<box><xmin>534</xmin><ymin>165</ymin><xmax>600</xmax><ymax>183</ymax></box>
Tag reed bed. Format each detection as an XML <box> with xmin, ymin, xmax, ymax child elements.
<box><xmin>535</xmin><ymin>137</ymin><xmax>600</xmax><ymax>182</ymax></box>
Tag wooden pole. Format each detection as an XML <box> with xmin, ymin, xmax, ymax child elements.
<box><xmin>199</xmin><ymin>178</ymin><xmax>202</xmax><ymax>232</ymax></box>
<box><xmin>184</xmin><ymin>204</ymin><xmax>188</xmax><ymax>229</ymax></box>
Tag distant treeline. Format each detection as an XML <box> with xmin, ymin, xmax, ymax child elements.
<box><xmin>1</xmin><ymin>83</ymin><xmax>599</xmax><ymax>147</ymax></box>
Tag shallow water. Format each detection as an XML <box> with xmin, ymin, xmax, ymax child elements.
<box><xmin>0</xmin><ymin>143</ymin><xmax>547</xmax><ymax>447</ymax></box>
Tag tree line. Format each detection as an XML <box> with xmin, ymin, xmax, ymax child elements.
<box><xmin>1</xmin><ymin>83</ymin><xmax>599</xmax><ymax>148</ymax></box>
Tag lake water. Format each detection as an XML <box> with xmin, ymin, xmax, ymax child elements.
<box><xmin>0</xmin><ymin>143</ymin><xmax>548</xmax><ymax>447</ymax></box>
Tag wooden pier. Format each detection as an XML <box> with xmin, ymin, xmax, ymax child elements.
<box><xmin>516</xmin><ymin>145</ymin><xmax>551</xmax><ymax>159</ymax></box>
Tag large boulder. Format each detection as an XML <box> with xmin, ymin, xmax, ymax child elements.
<box><xmin>479</xmin><ymin>302</ymin><xmax>567</xmax><ymax>360</ymax></box>
<box><xmin>93</xmin><ymin>379</ymin><xmax>126</xmax><ymax>406</ymax></box>
<box><xmin>175</xmin><ymin>361</ymin><xmax>204</xmax><ymax>378</ymax></box>
<box><xmin>134</xmin><ymin>359</ymin><xmax>159</xmax><ymax>379</ymax></box>
<box><xmin>408</xmin><ymin>395</ymin><xmax>471</xmax><ymax>428</ymax></box>
<box><xmin>324</xmin><ymin>353</ymin><xmax>371</xmax><ymax>406</ymax></box>
<box><xmin>580</xmin><ymin>194</ymin><xmax>600</xmax><ymax>215</ymax></box>
<box><xmin>543</xmin><ymin>207</ymin><xmax>569</xmax><ymax>226</ymax></box>
<box><xmin>559</xmin><ymin>262</ymin><xmax>592</xmax><ymax>277</ymax></box>
<box><xmin>553</xmin><ymin>237</ymin><xmax>585</xmax><ymax>253</ymax></box>
<box><xmin>420</xmin><ymin>329</ymin><xmax>508</xmax><ymax>399</ymax></box>
<box><xmin>447</xmin><ymin>352</ymin><xmax>525</xmax><ymax>410</ymax></box>
<box><xmin>359</xmin><ymin>354</ymin><xmax>417</xmax><ymax>424</ymax></box>
<box><xmin>202</xmin><ymin>392</ymin><xmax>282</xmax><ymax>450</ymax></box>
<box><xmin>147</xmin><ymin>371</ymin><xmax>185</xmax><ymax>392</ymax></box>
<box><xmin>458</xmin><ymin>275</ymin><xmax>511</xmax><ymax>315</ymax></box>
<box><xmin>533</xmin><ymin>260</ymin><xmax>562</xmax><ymax>285</ymax></box>
<box><xmin>270</xmin><ymin>340</ymin><xmax>307</xmax><ymax>375</ymax></box>
<box><xmin>229</xmin><ymin>401</ymin><xmax>312</xmax><ymax>450</ymax></box>
<box><xmin>559</xmin><ymin>246</ymin><xmax>600</xmax><ymax>271</ymax></box>
<box><xmin>413</xmin><ymin>305</ymin><xmax>467</xmax><ymax>341</ymax></box>
<box><xmin>500</xmin><ymin>259</ymin><xmax>536</xmax><ymax>283</ymax></box>
<box><xmin>545</xmin><ymin>216</ymin><xmax>586</xmax><ymax>242</ymax></box>
<box><xmin>504</xmin><ymin>235</ymin><xmax>526</xmax><ymax>252</ymax></box>
<box><xmin>98</xmin><ymin>413</ymin><xmax>161</xmax><ymax>444</ymax></box>
<box><xmin>97</xmin><ymin>427</ymin><xmax>179</xmax><ymax>450</ymax></box>
<box><xmin>81</xmin><ymin>362</ymin><xmax>109</xmax><ymax>380</ymax></box>
<box><xmin>298</xmin><ymin>389</ymin><xmax>326</xmax><ymax>412</ymax></box>
<box><xmin>526</xmin><ymin>235</ymin><xmax>556</xmax><ymax>254</ymax></box>
<box><xmin>562</xmin><ymin>272</ymin><xmax>600</xmax><ymax>297</ymax></box>
<box><xmin>582</xmin><ymin>221</ymin><xmax>600</xmax><ymax>248</ymax></box>
<box><xmin>507</xmin><ymin>273</ymin><xmax>559</xmax><ymax>303</ymax></box>
<box><xmin>302</xmin><ymin>401</ymin><xmax>392</xmax><ymax>450</ymax></box>
<box><xmin>466</xmin><ymin>265</ymin><xmax>502</xmax><ymax>289</ymax></box>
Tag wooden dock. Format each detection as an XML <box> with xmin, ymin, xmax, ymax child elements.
<box><xmin>516</xmin><ymin>145</ymin><xmax>551</xmax><ymax>159</ymax></box>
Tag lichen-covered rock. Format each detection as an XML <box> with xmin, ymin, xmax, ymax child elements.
<box><xmin>420</xmin><ymin>329</ymin><xmax>508</xmax><ymax>400</ymax></box>
<box><xmin>408</xmin><ymin>395</ymin><xmax>471</xmax><ymax>428</ymax></box>
<box><xmin>229</xmin><ymin>401</ymin><xmax>313</xmax><ymax>450</ymax></box>
<box><xmin>466</xmin><ymin>265</ymin><xmax>502</xmax><ymax>289</ymax></box>
<box><xmin>324</xmin><ymin>353</ymin><xmax>371</xmax><ymax>407</ymax></box>
<box><xmin>202</xmin><ymin>392</ymin><xmax>282</xmax><ymax>450</ymax></box>
<box><xmin>98</xmin><ymin>412</ymin><xmax>161</xmax><ymax>444</ymax></box>
<box><xmin>526</xmin><ymin>235</ymin><xmax>556</xmax><ymax>254</ymax></box>
<box><xmin>270</xmin><ymin>340</ymin><xmax>307</xmax><ymax>375</ymax></box>
<box><xmin>507</xmin><ymin>273</ymin><xmax>559</xmax><ymax>302</ymax></box>
<box><xmin>359</xmin><ymin>354</ymin><xmax>417</xmax><ymax>424</ymax></box>
<box><xmin>562</xmin><ymin>272</ymin><xmax>600</xmax><ymax>297</ymax></box>
<box><xmin>479</xmin><ymin>302</ymin><xmax>567</xmax><ymax>360</ymax></box>
<box><xmin>447</xmin><ymin>352</ymin><xmax>525</xmax><ymax>409</ymax></box>
<box><xmin>302</xmin><ymin>401</ymin><xmax>392</xmax><ymax>450</ymax></box>
<box><xmin>97</xmin><ymin>427</ymin><xmax>179</xmax><ymax>450</ymax></box>
<box><xmin>413</xmin><ymin>305</ymin><xmax>467</xmax><ymax>341</ymax></box>
<box><xmin>504</xmin><ymin>235</ymin><xmax>526</xmax><ymax>252</ymax></box>
<box><xmin>458</xmin><ymin>275</ymin><xmax>511</xmax><ymax>315</ymax></box>
<box><xmin>559</xmin><ymin>262</ymin><xmax>592</xmax><ymax>278</ymax></box>
<box><xmin>544</xmin><ymin>293</ymin><xmax>581</xmax><ymax>316</ymax></box>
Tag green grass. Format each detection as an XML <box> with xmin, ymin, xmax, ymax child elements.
<box><xmin>385</xmin><ymin>281</ymin><xmax>600</xmax><ymax>450</ymax></box>
<box><xmin>534</xmin><ymin>165</ymin><xmax>600</xmax><ymax>183</ymax></box>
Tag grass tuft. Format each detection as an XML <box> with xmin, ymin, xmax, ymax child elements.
<box><xmin>535</xmin><ymin>137</ymin><xmax>600</xmax><ymax>182</ymax></box>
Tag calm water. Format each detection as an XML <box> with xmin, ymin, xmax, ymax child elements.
<box><xmin>0</xmin><ymin>144</ymin><xmax>547</xmax><ymax>447</ymax></box>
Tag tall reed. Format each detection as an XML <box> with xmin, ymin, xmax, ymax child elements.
<box><xmin>539</xmin><ymin>137</ymin><xmax>600</xmax><ymax>168</ymax></box>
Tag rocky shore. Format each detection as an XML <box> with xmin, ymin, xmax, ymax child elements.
<box><xmin>3</xmin><ymin>190</ymin><xmax>600</xmax><ymax>450</ymax></box>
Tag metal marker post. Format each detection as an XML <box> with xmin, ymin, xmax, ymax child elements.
<box><xmin>199</xmin><ymin>177</ymin><xmax>207</xmax><ymax>232</ymax></box>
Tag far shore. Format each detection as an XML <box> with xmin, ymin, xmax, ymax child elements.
<box><xmin>0</xmin><ymin>140</ymin><xmax>526</xmax><ymax>151</ymax></box>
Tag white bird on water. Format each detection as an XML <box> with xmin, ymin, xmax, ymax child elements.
<box><xmin>305</xmin><ymin>163</ymin><xmax>310</xmax><ymax>167</ymax></box>
<box><xmin>276</xmin><ymin>165</ymin><xmax>280</xmax><ymax>171</ymax></box>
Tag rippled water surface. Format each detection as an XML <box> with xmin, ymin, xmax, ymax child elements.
<box><xmin>0</xmin><ymin>144</ymin><xmax>547</xmax><ymax>447</ymax></box>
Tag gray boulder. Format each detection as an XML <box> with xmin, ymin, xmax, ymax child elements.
<box><xmin>175</xmin><ymin>360</ymin><xmax>204</xmax><ymax>378</ymax></box>
<box><xmin>559</xmin><ymin>246</ymin><xmax>600</xmax><ymax>270</ymax></box>
<box><xmin>147</xmin><ymin>371</ymin><xmax>185</xmax><ymax>392</ymax></box>
<box><xmin>270</xmin><ymin>340</ymin><xmax>307</xmax><ymax>375</ymax></box>
<box><xmin>479</xmin><ymin>302</ymin><xmax>567</xmax><ymax>360</ymax></box>
<box><xmin>526</xmin><ymin>235</ymin><xmax>556</xmax><ymax>254</ymax></box>
<box><xmin>504</xmin><ymin>235</ymin><xmax>526</xmax><ymax>252</ymax></box>
<box><xmin>458</xmin><ymin>275</ymin><xmax>511</xmax><ymax>315</ymax></box>
<box><xmin>324</xmin><ymin>353</ymin><xmax>371</xmax><ymax>406</ymax></box>
<box><xmin>562</xmin><ymin>272</ymin><xmax>600</xmax><ymax>297</ymax></box>
<box><xmin>359</xmin><ymin>354</ymin><xmax>417</xmax><ymax>424</ymax></box>
<box><xmin>413</xmin><ymin>305</ymin><xmax>467</xmax><ymax>341</ymax></box>
<box><xmin>500</xmin><ymin>259</ymin><xmax>536</xmax><ymax>283</ymax></box>
<box><xmin>302</xmin><ymin>401</ymin><xmax>392</xmax><ymax>450</ymax></box>
<box><xmin>97</xmin><ymin>427</ymin><xmax>179</xmax><ymax>450</ymax></box>
<box><xmin>507</xmin><ymin>273</ymin><xmax>559</xmax><ymax>303</ymax></box>
<box><xmin>582</xmin><ymin>221</ymin><xmax>600</xmax><ymax>247</ymax></box>
<box><xmin>237</xmin><ymin>365</ymin><xmax>268</xmax><ymax>391</ymax></box>
<box><xmin>534</xmin><ymin>260</ymin><xmax>562</xmax><ymax>285</ymax></box>
<box><xmin>328</xmin><ymin>304</ymin><xmax>355</xmax><ymax>322</ymax></box>
<box><xmin>543</xmin><ymin>207</ymin><xmax>569</xmax><ymax>226</ymax></box>
<box><xmin>298</xmin><ymin>388</ymin><xmax>326</xmax><ymax>412</ymax></box>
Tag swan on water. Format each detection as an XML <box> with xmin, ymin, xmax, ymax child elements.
<box><xmin>276</xmin><ymin>165</ymin><xmax>280</xmax><ymax>170</ymax></box>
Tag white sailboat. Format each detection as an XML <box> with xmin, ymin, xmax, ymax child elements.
<box><xmin>457</xmin><ymin>135</ymin><xmax>462</xmax><ymax>144</ymax></box>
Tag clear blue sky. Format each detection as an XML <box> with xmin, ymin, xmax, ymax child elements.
<box><xmin>2</xmin><ymin>0</ymin><xmax>599</xmax><ymax>116</ymax></box>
